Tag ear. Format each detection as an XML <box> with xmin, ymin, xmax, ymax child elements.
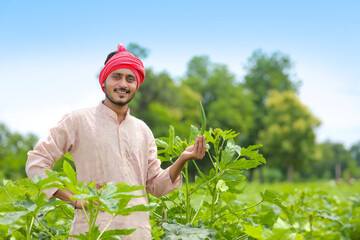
<box><xmin>102</xmin><ymin>82</ymin><xmax>105</xmax><ymax>87</ymax></box>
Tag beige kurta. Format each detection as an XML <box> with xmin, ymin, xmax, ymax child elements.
<box><xmin>26</xmin><ymin>102</ymin><xmax>182</xmax><ymax>239</ymax></box>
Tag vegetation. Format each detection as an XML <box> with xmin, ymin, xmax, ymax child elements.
<box><xmin>1</xmin><ymin>124</ymin><xmax>359</xmax><ymax>239</ymax></box>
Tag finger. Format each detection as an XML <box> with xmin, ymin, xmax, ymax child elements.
<box><xmin>194</xmin><ymin>136</ymin><xmax>200</xmax><ymax>154</ymax></box>
<box><xmin>202</xmin><ymin>135</ymin><xmax>206</xmax><ymax>149</ymax></box>
<box><xmin>199</xmin><ymin>136</ymin><xmax>206</xmax><ymax>158</ymax></box>
<box><xmin>198</xmin><ymin>135</ymin><xmax>204</xmax><ymax>154</ymax></box>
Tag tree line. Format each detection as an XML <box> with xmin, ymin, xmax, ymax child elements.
<box><xmin>1</xmin><ymin>43</ymin><xmax>359</xmax><ymax>182</ymax></box>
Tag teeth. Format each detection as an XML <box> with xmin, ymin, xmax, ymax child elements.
<box><xmin>115</xmin><ymin>89</ymin><xmax>128</xmax><ymax>93</ymax></box>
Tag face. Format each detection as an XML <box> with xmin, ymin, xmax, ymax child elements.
<box><xmin>102</xmin><ymin>68</ymin><xmax>137</xmax><ymax>107</ymax></box>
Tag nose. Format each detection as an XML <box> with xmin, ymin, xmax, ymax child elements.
<box><xmin>117</xmin><ymin>77</ymin><xmax>129</xmax><ymax>88</ymax></box>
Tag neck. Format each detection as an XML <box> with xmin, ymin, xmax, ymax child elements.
<box><xmin>103</xmin><ymin>98</ymin><xmax>128</xmax><ymax>124</ymax></box>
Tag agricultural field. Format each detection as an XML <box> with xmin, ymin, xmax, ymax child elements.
<box><xmin>1</xmin><ymin>126</ymin><xmax>359</xmax><ymax>239</ymax></box>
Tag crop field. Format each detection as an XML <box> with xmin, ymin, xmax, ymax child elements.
<box><xmin>1</xmin><ymin>126</ymin><xmax>359</xmax><ymax>239</ymax></box>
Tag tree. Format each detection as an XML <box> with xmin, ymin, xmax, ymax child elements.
<box><xmin>182</xmin><ymin>56</ymin><xmax>255</xmax><ymax>142</ymax></box>
<box><xmin>243</xmin><ymin>49</ymin><xmax>302</xmax><ymax>181</ymax></box>
<box><xmin>243</xmin><ymin>50</ymin><xmax>301</xmax><ymax>143</ymax></box>
<box><xmin>350</xmin><ymin>141</ymin><xmax>360</xmax><ymax>166</ymax></box>
<box><xmin>258</xmin><ymin>90</ymin><xmax>320</xmax><ymax>182</ymax></box>
<box><xmin>0</xmin><ymin>123</ymin><xmax>38</xmax><ymax>179</ymax></box>
<box><xmin>126</xmin><ymin>43</ymin><xmax>150</xmax><ymax>59</ymax></box>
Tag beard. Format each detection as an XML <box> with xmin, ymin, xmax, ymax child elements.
<box><xmin>104</xmin><ymin>83</ymin><xmax>136</xmax><ymax>106</ymax></box>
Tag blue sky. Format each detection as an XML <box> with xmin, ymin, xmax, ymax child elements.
<box><xmin>0</xmin><ymin>0</ymin><xmax>359</xmax><ymax>147</ymax></box>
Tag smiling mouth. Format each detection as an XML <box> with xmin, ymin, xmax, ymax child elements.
<box><xmin>114</xmin><ymin>88</ymin><xmax>130</xmax><ymax>94</ymax></box>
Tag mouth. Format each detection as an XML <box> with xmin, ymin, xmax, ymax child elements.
<box><xmin>114</xmin><ymin>88</ymin><xmax>130</xmax><ymax>95</ymax></box>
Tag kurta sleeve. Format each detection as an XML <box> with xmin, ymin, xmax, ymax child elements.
<box><xmin>25</xmin><ymin>113</ymin><xmax>76</xmax><ymax>199</ymax></box>
<box><xmin>145</xmin><ymin>132</ymin><xmax>182</xmax><ymax>198</ymax></box>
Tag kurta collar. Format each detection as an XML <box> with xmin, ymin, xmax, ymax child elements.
<box><xmin>97</xmin><ymin>101</ymin><xmax>131</xmax><ymax>121</ymax></box>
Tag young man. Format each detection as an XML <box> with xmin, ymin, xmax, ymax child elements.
<box><xmin>25</xmin><ymin>44</ymin><xmax>206</xmax><ymax>239</ymax></box>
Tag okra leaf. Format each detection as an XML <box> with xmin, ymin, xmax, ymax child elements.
<box><xmin>189</xmin><ymin>125</ymin><xmax>199</xmax><ymax>144</ymax></box>
<box><xmin>63</xmin><ymin>160</ymin><xmax>77</xmax><ymax>185</ymax></box>
<box><xmin>227</xmin><ymin>159</ymin><xmax>262</xmax><ymax>170</ymax></box>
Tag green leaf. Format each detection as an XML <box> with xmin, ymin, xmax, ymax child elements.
<box><xmin>0</xmin><ymin>203</ymin><xmax>17</xmax><ymax>212</ymax></box>
<box><xmin>119</xmin><ymin>203</ymin><xmax>157</xmax><ymax>216</ymax></box>
<box><xmin>101</xmin><ymin>228</ymin><xmax>136</xmax><ymax>237</ymax></box>
<box><xmin>9</xmin><ymin>230</ymin><xmax>26</xmax><ymax>240</ymax></box>
<box><xmin>220</xmin><ymin>139</ymin><xmax>240</xmax><ymax>169</ymax></box>
<box><xmin>13</xmin><ymin>200</ymin><xmax>37</xmax><ymax>212</ymax></box>
<box><xmin>241</xmin><ymin>144</ymin><xmax>266</xmax><ymax>164</ymax></box>
<box><xmin>261</xmin><ymin>190</ymin><xmax>281</xmax><ymax>202</ymax></box>
<box><xmin>0</xmin><ymin>211</ymin><xmax>28</xmax><ymax>225</ymax></box>
<box><xmin>156</xmin><ymin>139</ymin><xmax>168</xmax><ymax>149</ymax></box>
<box><xmin>64</xmin><ymin>152</ymin><xmax>74</xmax><ymax>161</ymax></box>
<box><xmin>162</xmin><ymin>223</ymin><xmax>216</xmax><ymax>240</ymax></box>
<box><xmin>0</xmin><ymin>225</ymin><xmax>8</xmax><ymax>238</ymax></box>
<box><xmin>63</xmin><ymin>160</ymin><xmax>77</xmax><ymax>185</ymax></box>
<box><xmin>260</xmin><ymin>209</ymin><xmax>278</xmax><ymax>227</ymax></box>
<box><xmin>261</xmin><ymin>190</ymin><xmax>293</xmax><ymax>224</ymax></box>
<box><xmin>227</xmin><ymin>159</ymin><xmax>262</xmax><ymax>170</ymax></box>
<box><xmin>116</xmin><ymin>182</ymin><xmax>146</xmax><ymax>193</ymax></box>
<box><xmin>243</xmin><ymin>224</ymin><xmax>264</xmax><ymax>240</ymax></box>
<box><xmin>168</xmin><ymin>125</ymin><xmax>175</xmax><ymax>154</ymax></box>
<box><xmin>189</xmin><ymin>125</ymin><xmax>199</xmax><ymax>143</ymax></box>
<box><xmin>262</xmin><ymin>218</ymin><xmax>295</xmax><ymax>240</ymax></box>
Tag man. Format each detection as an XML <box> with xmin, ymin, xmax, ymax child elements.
<box><xmin>25</xmin><ymin>44</ymin><xmax>206</xmax><ymax>239</ymax></box>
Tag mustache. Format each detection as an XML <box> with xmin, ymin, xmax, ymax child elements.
<box><xmin>114</xmin><ymin>87</ymin><xmax>130</xmax><ymax>93</ymax></box>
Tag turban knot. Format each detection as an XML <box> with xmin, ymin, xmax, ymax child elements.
<box><xmin>99</xmin><ymin>44</ymin><xmax>145</xmax><ymax>91</ymax></box>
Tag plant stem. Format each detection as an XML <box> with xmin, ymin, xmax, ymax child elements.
<box><xmin>207</xmin><ymin>152</ymin><xmax>217</xmax><ymax>170</ymax></box>
<box><xmin>309</xmin><ymin>213</ymin><xmax>313</xmax><ymax>239</ymax></box>
<box><xmin>160</xmin><ymin>200</ymin><xmax>176</xmax><ymax>220</ymax></box>
<box><xmin>185</xmin><ymin>162</ymin><xmax>191</xmax><ymax>223</ymax></box>
<box><xmin>151</xmin><ymin>210</ymin><xmax>163</xmax><ymax>220</ymax></box>
<box><xmin>192</xmin><ymin>160</ymin><xmax>206</xmax><ymax>179</ymax></box>
<box><xmin>27</xmin><ymin>216</ymin><xmax>35</xmax><ymax>240</ymax></box>
<box><xmin>161</xmin><ymin>195</ymin><xmax>185</xmax><ymax>211</ymax></box>
<box><xmin>59</xmin><ymin>205</ymin><xmax>72</xmax><ymax>219</ymax></box>
<box><xmin>213</xmin><ymin>200</ymin><xmax>263</xmax><ymax>224</ymax></box>
<box><xmin>191</xmin><ymin>189</ymin><xmax>207</xmax><ymax>224</ymax></box>
<box><xmin>210</xmin><ymin>184</ymin><xmax>217</xmax><ymax>227</ymax></box>
<box><xmin>5</xmin><ymin>190</ymin><xmax>14</xmax><ymax>202</ymax></box>
<box><xmin>97</xmin><ymin>214</ymin><xmax>116</xmax><ymax>240</ymax></box>
<box><xmin>35</xmin><ymin>217</ymin><xmax>57</xmax><ymax>240</ymax></box>
<box><xmin>91</xmin><ymin>203</ymin><xmax>101</xmax><ymax>229</ymax></box>
<box><xmin>189</xmin><ymin>171</ymin><xmax>224</xmax><ymax>195</ymax></box>
<box><xmin>80</xmin><ymin>200</ymin><xmax>90</xmax><ymax>225</ymax></box>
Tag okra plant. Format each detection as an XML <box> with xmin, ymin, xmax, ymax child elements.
<box><xmin>0</xmin><ymin>160</ymin><xmax>156</xmax><ymax>240</ymax></box>
<box><xmin>150</xmin><ymin>102</ymin><xmax>278</xmax><ymax>238</ymax></box>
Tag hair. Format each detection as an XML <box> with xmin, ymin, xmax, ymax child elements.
<box><xmin>104</xmin><ymin>51</ymin><xmax>117</xmax><ymax>65</ymax></box>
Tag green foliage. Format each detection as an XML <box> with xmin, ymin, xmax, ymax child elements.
<box><xmin>243</xmin><ymin>49</ymin><xmax>302</xmax><ymax>162</ymax></box>
<box><xmin>258</xmin><ymin>90</ymin><xmax>320</xmax><ymax>181</ymax></box>
<box><xmin>0</xmin><ymin>159</ymin><xmax>156</xmax><ymax>239</ymax></box>
<box><xmin>162</xmin><ymin>223</ymin><xmax>217</xmax><ymax>240</ymax></box>
<box><xmin>314</xmin><ymin>141</ymin><xmax>358</xmax><ymax>180</ymax></box>
<box><xmin>126</xmin><ymin>43</ymin><xmax>149</xmax><ymax>59</ymax></box>
<box><xmin>0</xmin><ymin>123</ymin><xmax>38</xmax><ymax>180</ymax></box>
<box><xmin>0</xmin><ymin>177</ymin><xmax>73</xmax><ymax>239</ymax></box>
<box><xmin>152</xmin><ymin>123</ymin><xmax>268</xmax><ymax>238</ymax></box>
<box><xmin>183</xmin><ymin>56</ymin><xmax>255</xmax><ymax>142</ymax></box>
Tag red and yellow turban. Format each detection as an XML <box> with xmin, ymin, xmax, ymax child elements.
<box><xmin>99</xmin><ymin>44</ymin><xmax>145</xmax><ymax>91</ymax></box>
